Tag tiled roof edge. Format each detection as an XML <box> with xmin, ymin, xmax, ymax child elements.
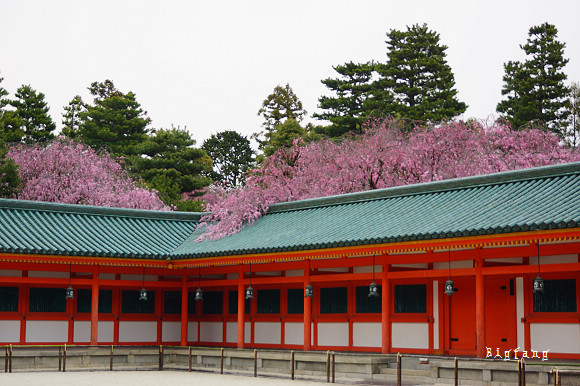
<box><xmin>0</xmin><ymin>198</ymin><xmax>202</xmax><ymax>221</ymax></box>
<box><xmin>268</xmin><ymin>162</ymin><xmax>580</xmax><ymax>214</ymax></box>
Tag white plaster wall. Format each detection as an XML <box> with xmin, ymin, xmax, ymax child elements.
<box><xmin>100</xmin><ymin>273</ymin><xmax>115</xmax><ymax>280</ymax></box>
<box><xmin>285</xmin><ymin>270</ymin><xmax>303</xmax><ymax>277</ymax></box>
<box><xmin>0</xmin><ymin>270</ymin><xmax>21</xmax><ymax>277</ymax></box>
<box><xmin>256</xmin><ymin>271</ymin><xmax>282</xmax><ymax>276</ymax></box>
<box><xmin>28</xmin><ymin>271</ymin><xmax>68</xmax><ymax>278</ymax></box>
<box><xmin>486</xmin><ymin>257</ymin><xmax>524</xmax><ymax>264</ymax></box>
<box><xmin>118</xmin><ymin>321</ymin><xmax>157</xmax><ymax>342</ymax></box>
<box><xmin>187</xmin><ymin>321</ymin><xmax>198</xmax><ymax>342</ymax></box>
<box><xmin>26</xmin><ymin>321</ymin><xmax>68</xmax><ymax>343</ymax></box>
<box><xmin>284</xmin><ymin>322</ymin><xmax>304</xmax><ymax>345</ymax></box>
<box><xmin>317</xmin><ymin>322</ymin><xmax>348</xmax><ymax>347</ymax></box>
<box><xmin>433</xmin><ymin>281</ymin><xmax>439</xmax><ymax>350</ymax></box>
<box><xmin>516</xmin><ymin>277</ymin><xmax>525</xmax><ymax>348</ymax></box>
<box><xmin>433</xmin><ymin>260</ymin><xmax>473</xmax><ymax>270</ymax></box>
<box><xmin>530</xmin><ymin>254</ymin><xmax>578</xmax><ymax>265</ymax></box>
<box><xmin>120</xmin><ymin>274</ymin><xmax>157</xmax><ymax>281</ymax></box>
<box><xmin>392</xmin><ymin>322</ymin><xmax>429</xmax><ymax>349</ymax></box>
<box><xmin>74</xmin><ymin>321</ymin><xmax>90</xmax><ymax>342</ymax></box>
<box><xmin>225</xmin><ymin>322</ymin><xmax>252</xmax><ymax>343</ymax></box>
<box><xmin>391</xmin><ymin>263</ymin><xmax>428</xmax><ymax>269</ymax></box>
<box><xmin>352</xmin><ymin>322</ymin><xmax>381</xmax><ymax>347</ymax></box>
<box><xmin>353</xmin><ymin>265</ymin><xmax>383</xmax><ymax>273</ymax></box>
<box><xmin>226</xmin><ymin>322</ymin><xmax>237</xmax><ymax>343</ymax></box>
<box><xmin>318</xmin><ymin>267</ymin><xmax>349</xmax><ymax>273</ymax></box>
<box><xmin>99</xmin><ymin>321</ymin><xmax>114</xmax><ymax>342</ymax></box>
<box><xmin>199</xmin><ymin>321</ymin><xmax>223</xmax><ymax>343</ymax></box>
<box><xmin>162</xmin><ymin>321</ymin><xmax>181</xmax><ymax>342</ymax></box>
<box><xmin>0</xmin><ymin>320</ymin><xmax>20</xmax><ymax>342</ymax></box>
<box><xmin>531</xmin><ymin>323</ymin><xmax>580</xmax><ymax>354</ymax></box>
<box><xmin>254</xmin><ymin>322</ymin><xmax>281</xmax><ymax>344</ymax></box>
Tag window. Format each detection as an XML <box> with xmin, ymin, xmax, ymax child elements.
<box><xmin>228</xmin><ymin>291</ymin><xmax>250</xmax><ymax>314</ymax></box>
<box><xmin>29</xmin><ymin>287</ymin><xmax>66</xmax><ymax>313</ymax></box>
<box><xmin>76</xmin><ymin>289</ymin><xmax>113</xmax><ymax>313</ymax></box>
<box><xmin>202</xmin><ymin>291</ymin><xmax>223</xmax><ymax>315</ymax></box>
<box><xmin>121</xmin><ymin>290</ymin><xmax>155</xmax><ymax>314</ymax></box>
<box><xmin>257</xmin><ymin>289</ymin><xmax>280</xmax><ymax>314</ymax></box>
<box><xmin>320</xmin><ymin>287</ymin><xmax>347</xmax><ymax>314</ymax></box>
<box><xmin>287</xmin><ymin>288</ymin><xmax>304</xmax><ymax>314</ymax></box>
<box><xmin>356</xmin><ymin>286</ymin><xmax>381</xmax><ymax>313</ymax></box>
<box><xmin>533</xmin><ymin>279</ymin><xmax>577</xmax><ymax>313</ymax></box>
<box><xmin>394</xmin><ymin>284</ymin><xmax>426</xmax><ymax>313</ymax></box>
<box><xmin>164</xmin><ymin>291</ymin><xmax>181</xmax><ymax>314</ymax></box>
<box><xmin>0</xmin><ymin>287</ymin><xmax>18</xmax><ymax>312</ymax></box>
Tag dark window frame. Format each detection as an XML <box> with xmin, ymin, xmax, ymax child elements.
<box><xmin>29</xmin><ymin>287</ymin><xmax>67</xmax><ymax>313</ymax></box>
<box><xmin>533</xmin><ymin>278</ymin><xmax>578</xmax><ymax>313</ymax></box>
<box><xmin>0</xmin><ymin>286</ymin><xmax>19</xmax><ymax>313</ymax></box>
<box><xmin>121</xmin><ymin>289</ymin><xmax>156</xmax><ymax>314</ymax></box>
<box><xmin>319</xmin><ymin>286</ymin><xmax>348</xmax><ymax>314</ymax></box>
<box><xmin>257</xmin><ymin>289</ymin><xmax>280</xmax><ymax>314</ymax></box>
<box><xmin>393</xmin><ymin>284</ymin><xmax>427</xmax><ymax>314</ymax></box>
<box><xmin>356</xmin><ymin>285</ymin><xmax>382</xmax><ymax>314</ymax></box>
<box><xmin>76</xmin><ymin>288</ymin><xmax>113</xmax><ymax>314</ymax></box>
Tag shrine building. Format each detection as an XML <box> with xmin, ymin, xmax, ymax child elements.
<box><xmin>0</xmin><ymin>162</ymin><xmax>579</xmax><ymax>359</ymax></box>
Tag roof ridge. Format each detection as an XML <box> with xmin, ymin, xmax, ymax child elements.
<box><xmin>0</xmin><ymin>198</ymin><xmax>202</xmax><ymax>221</ymax></box>
<box><xmin>267</xmin><ymin>162</ymin><xmax>580</xmax><ymax>214</ymax></box>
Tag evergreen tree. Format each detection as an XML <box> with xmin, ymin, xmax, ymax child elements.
<box><xmin>61</xmin><ymin>95</ymin><xmax>85</xmax><ymax>139</ymax></box>
<box><xmin>202</xmin><ymin>130</ymin><xmax>255</xmax><ymax>187</ymax></box>
<box><xmin>0</xmin><ymin>140</ymin><xmax>20</xmax><ymax>198</ymax></box>
<box><xmin>255</xmin><ymin>84</ymin><xmax>306</xmax><ymax>150</ymax></box>
<box><xmin>133</xmin><ymin>127</ymin><xmax>212</xmax><ymax>211</ymax></box>
<box><xmin>497</xmin><ymin>23</ymin><xmax>570</xmax><ymax>135</ymax></box>
<box><xmin>565</xmin><ymin>82</ymin><xmax>580</xmax><ymax>148</ymax></box>
<box><xmin>77</xmin><ymin>80</ymin><xmax>151</xmax><ymax>157</ymax></box>
<box><xmin>314</xmin><ymin>62</ymin><xmax>376</xmax><ymax>137</ymax></box>
<box><xmin>375</xmin><ymin>24</ymin><xmax>467</xmax><ymax>123</ymax></box>
<box><xmin>2</xmin><ymin>85</ymin><xmax>56</xmax><ymax>143</ymax></box>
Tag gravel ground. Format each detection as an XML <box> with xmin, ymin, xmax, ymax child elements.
<box><xmin>0</xmin><ymin>370</ymin><xmax>331</xmax><ymax>386</ymax></box>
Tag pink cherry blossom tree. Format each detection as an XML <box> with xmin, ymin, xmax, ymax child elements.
<box><xmin>197</xmin><ymin>119</ymin><xmax>580</xmax><ymax>241</ymax></box>
<box><xmin>8</xmin><ymin>139</ymin><xmax>168</xmax><ymax>210</ymax></box>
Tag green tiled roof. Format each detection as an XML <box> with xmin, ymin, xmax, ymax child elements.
<box><xmin>0</xmin><ymin>162</ymin><xmax>579</xmax><ymax>261</ymax></box>
<box><xmin>0</xmin><ymin>199</ymin><xmax>200</xmax><ymax>259</ymax></box>
<box><xmin>171</xmin><ymin>162</ymin><xmax>580</xmax><ymax>259</ymax></box>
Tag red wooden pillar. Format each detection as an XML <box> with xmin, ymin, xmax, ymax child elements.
<box><xmin>381</xmin><ymin>262</ymin><xmax>391</xmax><ymax>354</ymax></box>
<box><xmin>90</xmin><ymin>271</ymin><xmax>99</xmax><ymax>345</ymax></box>
<box><xmin>180</xmin><ymin>275</ymin><xmax>188</xmax><ymax>346</ymax></box>
<box><xmin>475</xmin><ymin>256</ymin><xmax>485</xmax><ymax>358</ymax></box>
<box><xmin>237</xmin><ymin>266</ymin><xmax>245</xmax><ymax>349</ymax></box>
<box><xmin>304</xmin><ymin>259</ymin><xmax>312</xmax><ymax>351</ymax></box>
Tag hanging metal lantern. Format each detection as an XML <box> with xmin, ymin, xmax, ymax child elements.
<box><xmin>304</xmin><ymin>283</ymin><xmax>313</xmax><ymax>298</ymax></box>
<box><xmin>444</xmin><ymin>279</ymin><xmax>455</xmax><ymax>296</ymax></box>
<box><xmin>533</xmin><ymin>275</ymin><xmax>544</xmax><ymax>294</ymax></box>
<box><xmin>533</xmin><ymin>244</ymin><xmax>544</xmax><ymax>294</ymax></box>
<box><xmin>245</xmin><ymin>285</ymin><xmax>254</xmax><ymax>300</ymax></box>
<box><xmin>368</xmin><ymin>280</ymin><xmax>379</xmax><ymax>298</ymax></box>
<box><xmin>195</xmin><ymin>287</ymin><xmax>203</xmax><ymax>301</ymax></box>
<box><xmin>139</xmin><ymin>287</ymin><xmax>148</xmax><ymax>301</ymax></box>
<box><xmin>65</xmin><ymin>285</ymin><xmax>74</xmax><ymax>300</ymax></box>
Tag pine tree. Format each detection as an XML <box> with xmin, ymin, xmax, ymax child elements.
<box><xmin>133</xmin><ymin>127</ymin><xmax>212</xmax><ymax>210</ymax></box>
<box><xmin>314</xmin><ymin>62</ymin><xmax>376</xmax><ymax>137</ymax></box>
<box><xmin>77</xmin><ymin>80</ymin><xmax>151</xmax><ymax>157</ymax></box>
<box><xmin>3</xmin><ymin>85</ymin><xmax>56</xmax><ymax>143</ymax></box>
<box><xmin>61</xmin><ymin>95</ymin><xmax>85</xmax><ymax>139</ymax></box>
<box><xmin>375</xmin><ymin>24</ymin><xmax>467</xmax><ymax>123</ymax></box>
<box><xmin>497</xmin><ymin>23</ymin><xmax>570</xmax><ymax>135</ymax></box>
<box><xmin>202</xmin><ymin>130</ymin><xmax>255</xmax><ymax>187</ymax></box>
<box><xmin>255</xmin><ymin>84</ymin><xmax>306</xmax><ymax>151</ymax></box>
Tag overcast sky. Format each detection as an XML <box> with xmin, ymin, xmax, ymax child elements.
<box><xmin>1</xmin><ymin>0</ymin><xmax>579</xmax><ymax>147</ymax></box>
